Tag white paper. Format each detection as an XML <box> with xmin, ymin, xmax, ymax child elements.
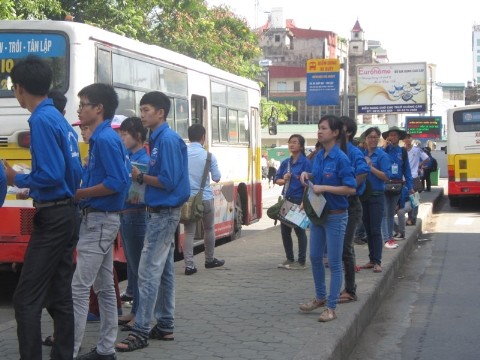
<box><xmin>307</xmin><ymin>182</ymin><xmax>326</xmax><ymax>218</ymax></box>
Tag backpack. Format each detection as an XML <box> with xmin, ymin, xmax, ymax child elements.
<box><xmin>430</xmin><ymin>157</ymin><xmax>438</xmax><ymax>172</ymax></box>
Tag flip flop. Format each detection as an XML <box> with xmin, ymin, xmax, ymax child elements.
<box><xmin>337</xmin><ymin>291</ymin><xmax>357</xmax><ymax>304</ymax></box>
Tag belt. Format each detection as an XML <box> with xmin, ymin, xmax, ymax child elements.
<box><xmin>121</xmin><ymin>207</ymin><xmax>146</xmax><ymax>214</ymax></box>
<box><xmin>147</xmin><ymin>206</ymin><xmax>173</xmax><ymax>213</ymax></box>
<box><xmin>328</xmin><ymin>209</ymin><xmax>347</xmax><ymax>214</ymax></box>
<box><xmin>33</xmin><ymin>198</ymin><xmax>73</xmax><ymax>209</ymax></box>
<box><xmin>82</xmin><ymin>207</ymin><xmax>119</xmax><ymax>216</ymax></box>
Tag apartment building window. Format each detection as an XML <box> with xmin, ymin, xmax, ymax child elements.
<box><xmin>294</xmin><ymin>81</ymin><xmax>300</xmax><ymax>92</ymax></box>
<box><xmin>277</xmin><ymin>82</ymin><xmax>287</xmax><ymax>92</ymax></box>
<box><xmin>275</xmin><ymin>34</ymin><xmax>281</xmax><ymax>42</ymax></box>
<box><xmin>443</xmin><ymin>89</ymin><xmax>464</xmax><ymax>100</ymax></box>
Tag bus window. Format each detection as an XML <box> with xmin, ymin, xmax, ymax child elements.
<box><xmin>116</xmin><ymin>88</ymin><xmax>136</xmax><ymax>117</ymax></box>
<box><xmin>0</xmin><ymin>32</ymin><xmax>68</xmax><ymax>97</ymax></box>
<box><xmin>228</xmin><ymin>109</ymin><xmax>239</xmax><ymax>143</ymax></box>
<box><xmin>175</xmin><ymin>98</ymin><xmax>188</xmax><ymax>139</ymax></box>
<box><xmin>97</xmin><ymin>48</ymin><xmax>111</xmax><ymax>84</ymax></box>
<box><xmin>239</xmin><ymin>110</ymin><xmax>249</xmax><ymax>144</ymax></box>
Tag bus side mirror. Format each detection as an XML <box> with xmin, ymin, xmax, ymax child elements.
<box><xmin>268</xmin><ymin>116</ymin><xmax>277</xmax><ymax>135</ymax></box>
<box><xmin>441</xmin><ymin>146</ymin><xmax>447</xmax><ymax>154</ymax></box>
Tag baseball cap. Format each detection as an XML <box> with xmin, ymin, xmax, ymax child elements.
<box><xmin>111</xmin><ymin>115</ymin><xmax>127</xmax><ymax>129</ymax></box>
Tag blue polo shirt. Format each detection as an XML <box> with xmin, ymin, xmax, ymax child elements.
<box><xmin>275</xmin><ymin>154</ymin><xmax>312</xmax><ymax>202</ymax></box>
<box><xmin>80</xmin><ymin>120</ymin><xmax>129</xmax><ymax>211</ymax></box>
<box><xmin>312</xmin><ymin>145</ymin><xmax>356</xmax><ymax>211</ymax></box>
<box><xmin>146</xmin><ymin>122</ymin><xmax>190</xmax><ymax>207</ymax></box>
<box><xmin>364</xmin><ymin>147</ymin><xmax>392</xmax><ymax>192</ymax></box>
<box><xmin>188</xmin><ymin>142</ymin><xmax>221</xmax><ymax>201</ymax></box>
<box><xmin>347</xmin><ymin>142</ymin><xmax>370</xmax><ymax>196</ymax></box>
<box><xmin>125</xmin><ymin>147</ymin><xmax>150</xmax><ymax>209</ymax></box>
<box><xmin>384</xmin><ymin>145</ymin><xmax>413</xmax><ymax>191</ymax></box>
<box><xmin>15</xmin><ymin>99</ymin><xmax>82</xmax><ymax>201</ymax></box>
<box><xmin>0</xmin><ymin>164</ymin><xmax>6</xmax><ymax>207</ymax></box>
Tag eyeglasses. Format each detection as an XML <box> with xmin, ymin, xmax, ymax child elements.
<box><xmin>78</xmin><ymin>102</ymin><xmax>97</xmax><ymax>111</ymax></box>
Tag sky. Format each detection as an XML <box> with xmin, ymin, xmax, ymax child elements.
<box><xmin>207</xmin><ymin>0</ymin><xmax>480</xmax><ymax>84</ymax></box>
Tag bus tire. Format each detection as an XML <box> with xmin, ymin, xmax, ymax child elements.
<box><xmin>231</xmin><ymin>195</ymin><xmax>243</xmax><ymax>240</ymax></box>
<box><xmin>449</xmin><ymin>196</ymin><xmax>460</xmax><ymax>207</ymax></box>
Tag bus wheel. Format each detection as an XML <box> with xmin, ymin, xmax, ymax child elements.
<box><xmin>449</xmin><ymin>196</ymin><xmax>460</xmax><ymax>207</ymax></box>
<box><xmin>232</xmin><ymin>195</ymin><xmax>243</xmax><ymax>240</ymax></box>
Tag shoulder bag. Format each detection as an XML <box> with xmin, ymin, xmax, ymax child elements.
<box><xmin>180</xmin><ymin>153</ymin><xmax>211</xmax><ymax>223</ymax></box>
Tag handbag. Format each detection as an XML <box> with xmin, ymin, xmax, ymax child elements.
<box><xmin>267</xmin><ymin>196</ymin><xmax>284</xmax><ymax>220</ymax></box>
<box><xmin>413</xmin><ymin>176</ymin><xmax>424</xmax><ymax>193</ymax></box>
<box><xmin>384</xmin><ymin>180</ymin><xmax>403</xmax><ymax>195</ymax></box>
<box><xmin>180</xmin><ymin>153</ymin><xmax>211</xmax><ymax>223</ymax></box>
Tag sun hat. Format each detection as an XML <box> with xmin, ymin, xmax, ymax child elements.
<box><xmin>381</xmin><ymin>126</ymin><xmax>407</xmax><ymax>140</ymax></box>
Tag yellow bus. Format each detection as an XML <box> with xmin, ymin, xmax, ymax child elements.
<box><xmin>446</xmin><ymin>105</ymin><xmax>480</xmax><ymax>206</ymax></box>
<box><xmin>0</xmin><ymin>20</ymin><xmax>262</xmax><ymax>267</ymax></box>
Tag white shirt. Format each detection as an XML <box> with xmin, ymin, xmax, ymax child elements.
<box><xmin>407</xmin><ymin>146</ymin><xmax>428</xmax><ymax>178</ymax></box>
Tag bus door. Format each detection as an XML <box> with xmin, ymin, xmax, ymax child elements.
<box><xmin>249</xmin><ymin>107</ymin><xmax>260</xmax><ymax>220</ymax></box>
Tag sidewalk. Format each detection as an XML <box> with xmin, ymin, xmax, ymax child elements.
<box><xmin>6</xmin><ymin>183</ymin><xmax>444</xmax><ymax>360</ymax></box>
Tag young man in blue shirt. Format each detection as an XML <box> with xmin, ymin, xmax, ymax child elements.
<box><xmin>72</xmin><ymin>83</ymin><xmax>130</xmax><ymax>360</ymax></box>
<box><xmin>5</xmin><ymin>55</ymin><xmax>82</xmax><ymax>360</ymax></box>
<box><xmin>116</xmin><ymin>91</ymin><xmax>190</xmax><ymax>352</ymax></box>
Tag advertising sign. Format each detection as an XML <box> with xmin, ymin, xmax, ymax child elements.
<box><xmin>306</xmin><ymin>59</ymin><xmax>340</xmax><ymax>106</ymax></box>
<box><xmin>356</xmin><ymin>62</ymin><xmax>427</xmax><ymax>114</ymax></box>
<box><xmin>405</xmin><ymin>116</ymin><xmax>442</xmax><ymax>139</ymax></box>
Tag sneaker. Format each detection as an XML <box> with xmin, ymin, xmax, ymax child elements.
<box><xmin>205</xmin><ymin>258</ymin><xmax>225</xmax><ymax>269</ymax></box>
<box><xmin>76</xmin><ymin>348</ymin><xmax>116</xmax><ymax>360</ymax></box>
<box><xmin>354</xmin><ymin>237</ymin><xmax>367</xmax><ymax>245</ymax></box>
<box><xmin>384</xmin><ymin>239</ymin><xmax>399</xmax><ymax>249</ymax></box>
<box><xmin>277</xmin><ymin>259</ymin><xmax>294</xmax><ymax>269</ymax></box>
<box><xmin>87</xmin><ymin>313</ymin><xmax>100</xmax><ymax>322</ymax></box>
<box><xmin>185</xmin><ymin>266</ymin><xmax>197</xmax><ymax>275</ymax></box>
<box><xmin>299</xmin><ymin>297</ymin><xmax>326</xmax><ymax>312</ymax></box>
<box><xmin>120</xmin><ymin>292</ymin><xmax>133</xmax><ymax>302</ymax></box>
<box><xmin>289</xmin><ymin>262</ymin><xmax>307</xmax><ymax>270</ymax></box>
<box><xmin>318</xmin><ymin>308</ymin><xmax>337</xmax><ymax>322</ymax></box>
<box><xmin>394</xmin><ymin>232</ymin><xmax>405</xmax><ymax>240</ymax></box>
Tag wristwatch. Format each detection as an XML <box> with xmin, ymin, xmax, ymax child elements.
<box><xmin>136</xmin><ymin>172</ymin><xmax>144</xmax><ymax>185</ymax></box>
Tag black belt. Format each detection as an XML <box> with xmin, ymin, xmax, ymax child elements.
<box><xmin>82</xmin><ymin>207</ymin><xmax>119</xmax><ymax>216</ymax></box>
<box><xmin>33</xmin><ymin>198</ymin><xmax>73</xmax><ymax>209</ymax></box>
<box><xmin>147</xmin><ymin>206</ymin><xmax>174</xmax><ymax>213</ymax></box>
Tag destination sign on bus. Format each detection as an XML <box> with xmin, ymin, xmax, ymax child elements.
<box><xmin>405</xmin><ymin>116</ymin><xmax>442</xmax><ymax>139</ymax></box>
<box><xmin>0</xmin><ymin>33</ymin><xmax>66</xmax><ymax>59</ymax></box>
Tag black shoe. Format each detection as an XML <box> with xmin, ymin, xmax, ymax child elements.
<box><xmin>149</xmin><ymin>325</ymin><xmax>174</xmax><ymax>340</ymax></box>
<box><xmin>120</xmin><ymin>292</ymin><xmax>133</xmax><ymax>302</ymax></box>
<box><xmin>185</xmin><ymin>266</ymin><xmax>197</xmax><ymax>275</ymax></box>
<box><xmin>76</xmin><ymin>348</ymin><xmax>117</xmax><ymax>360</ymax></box>
<box><xmin>205</xmin><ymin>258</ymin><xmax>225</xmax><ymax>269</ymax></box>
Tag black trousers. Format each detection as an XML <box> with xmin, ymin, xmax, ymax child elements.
<box><xmin>14</xmin><ymin>203</ymin><xmax>79</xmax><ymax>360</ymax></box>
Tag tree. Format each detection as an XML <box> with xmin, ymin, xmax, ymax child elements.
<box><xmin>260</xmin><ymin>98</ymin><xmax>296</xmax><ymax>128</ymax></box>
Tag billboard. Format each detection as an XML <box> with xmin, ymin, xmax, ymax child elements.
<box><xmin>405</xmin><ymin>116</ymin><xmax>442</xmax><ymax>139</ymax></box>
<box><xmin>356</xmin><ymin>62</ymin><xmax>427</xmax><ymax>114</ymax></box>
<box><xmin>306</xmin><ymin>59</ymin><xmax>340</xmax><ymax>106</ymax></box>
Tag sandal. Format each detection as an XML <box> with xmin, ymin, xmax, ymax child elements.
<box><xmin>373</xmin><ymin>264</ymin><xmax>383</xmax><ymax>273</ymax></box>
<box><xmin>42</xmin><ymin>335</ymin><xmax>54</xmax><ymax>347</ymax></box>
<box><xmin>121</xmin><ymin>323</ymin><xmax>133</xmax><ymax>332</ymax></box>
<box><xmin>337</xmin><ymin>290</ymin><xmax>357</xmax><ymax>304</ymax></box>
<box><xmin>361</xmin><ymin>262</ymin><xmax>374</xmax><ymax>269</ymax></box>
<box><xmin>149</xmin><ymin>325</ymin><xmax>174</xmax><ymax>341</ymax></box>
<box><xmin>115</xmin><ymin>333</ymin><xmax>149</xmax><ymax>352</ymax></box>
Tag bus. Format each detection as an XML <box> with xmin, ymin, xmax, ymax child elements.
<box><xmin>0</xmin><ymin>20</ymin><xmax>262</xmax><ymax>270</ymax></box>
<box><xmin>446</xmin><ymin>105</ymin><xmax>480</xmax><ymax>206</ymax></box>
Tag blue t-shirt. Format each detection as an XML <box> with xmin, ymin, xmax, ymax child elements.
<box><xmin>312</xmin><ymin>145</ymin><xmax>356</xmax><ymax>211</ymax></box>
<box><xmin>146</xmin><ymin>122</ymin><xmax>190</xmax><ymax>207</ymax></box>
<box><xmin>0</xmin><ymin>164</ymin><xmax>6</xmax><ymax>207</ymax></box>
<box><xmin>347</xmin><ymin>142</ymin><xmax>370</xmax><ymax>196</ymax></box>
<box><xmin>188</xmin><ymin>142</ymin><xmax>221</xmax><ymax>201</ymax></box>
<box><xmin>275</xmin><ymin>154</ymin><xmax>312</xmax><ymax>203</ymax></box>
<box><xmin>15</xmin><ymin>99</ymin><xmax>82</xmax><ymax>201</ymax></box>
<box><xmin>384</xmin><ymin>144</ymin><xmax>413</xmax><ymax>191</ymax></box>
<box><xmin>80</xmin><ymin>120</ymin><xmax>130</xmax><ymax>211</ymax></box>
<box><xmin>364</xmin><ymin>147</ymin><xmax>392</xmax><ymax>192</ymax></box>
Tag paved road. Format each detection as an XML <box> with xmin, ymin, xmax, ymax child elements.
<box><xmin>0</xmin><ymin>181</ymin><xmax>444</xmax><ymax>360</ymax></box>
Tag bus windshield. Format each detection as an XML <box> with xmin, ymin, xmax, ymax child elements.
<box><xmin>453</xmin><ymin>109</ymin><xmax>480</xmax><ymax>132</ymax></box>
<box><xmin>0</xmin><ymin>32</ymin><xmax>68</xmax><ymax>96</ymax></box>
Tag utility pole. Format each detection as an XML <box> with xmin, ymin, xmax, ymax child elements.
<box><xmin>429</xmin><ymin>64</ymin><xmax>434</xmax><ymax>116</ymax></box>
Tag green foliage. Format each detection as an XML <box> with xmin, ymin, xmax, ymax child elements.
<box><xmin>260</xmin><ymin>98</ymin><xmax>296</xmax><ymax>128</ymax></box>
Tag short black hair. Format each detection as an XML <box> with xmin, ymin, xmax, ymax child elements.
<box><xmin>140</xmin><ymin>91</ymin><xmax>171</xmax><ymax>118</ymax></box>
<box><xmin>188</xmin><ymin>123</ymin><xmax>206</xmax><ymax>142</ymax></box>
<box><xmin>340</xmin><ymin>116</ymin><xmax>357</xmax><ymax>141</ymax></box>
<box><xmin>10</xmin><ymin>55</ymin><xmax>52</xmax><ymax>96</ymax></box>
<box><xmin>78</xmin><ymin>83</ymin><xmax>118</xmax><ymax>120</ymax></box>
<box><xmin>119</xmin><ymin>117</ymin><xmax>147</xmax><ymax>143</ymax></box>
<box><xmin>48</xmin><ymin>89</ymin><xmax>67</xmax><ymax>113</ymax></box>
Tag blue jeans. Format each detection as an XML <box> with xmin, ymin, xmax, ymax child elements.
<box><xmin>309</xmin><ymin>212</ymin><xmax>348</xmax><ymax>309</ymax></box>
<box><xmin>131</xmin><ymin>207</ymin><xmax>180</xmax><ymax>340</ymax></box>
<box><xmin>382</xmin><ymin>192</ymin><xmax>401</xmax><ymax>241</ymax></box>
<box><xmin>362</xmin><ymin>194</ymin><xmax>385</xmax><ymax>265</ymax></box>
<box><xmin>120</xmin><ymin>209</ymin><xmax>147</xmax><ymax>315</ymax></box>
<box><xmin>280</xmin><ymin>222</ymin><xmax>308</xmax><ymax>264</ymax></box>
